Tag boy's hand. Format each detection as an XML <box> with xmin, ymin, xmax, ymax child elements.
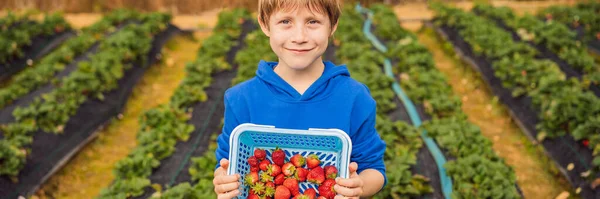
<box><xmin>333</xmin><ymin>162</ymin><xmax>364</xmax><ymax>199</ymax></box>
<box><xmin>213</xmin><ymin>158</ymin><xmax>241</xmax><ymax>199</ymax></box>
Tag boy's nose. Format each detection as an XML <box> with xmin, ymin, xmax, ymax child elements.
<box><xmin>290</xmin><ymin>25</ymin><xmax>308</xmax><ymax>44</ymax></box>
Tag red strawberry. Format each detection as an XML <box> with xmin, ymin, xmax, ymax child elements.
<box><xmin>596</xmin><ymin>32</ymin><xmax>600</xmax><ymax>40</ymax></box>
<box><xmin>268</xmin><ymin>164</ymin><xmax>282</xmax><ymax>177</ymax></box>
<box><xmin>295</xmin><ymin>167</ymin><xmax>308</xmax><ymax>182</ymax></box>
<box><xmin>255</xmin><ymin>148</ymin><xmax>267</xmax><ymax>160</ymax></box>
<box><xmin>272</xmin><ymin>147</ymin><xmax>286</xmax><ymax>166</ymax></box>
<box><xmin>248</xmin><ymin>156</ymin><xmax>259</xmax><ymax>167</ymax></box>
<box><xmin>323</xmin><ymin>165</ymin><xmax>338</xmax><ymax>179</ymax></box>
<box><xmin>259</xmin><ymin>159</ymin><xmax>271</xmax><ymax>171</ymax></box>
<box><xmin>245</xmin><ymin>171</ymin><xmax>259</xmax><ymax>186</ymax></box>
<box><xmin>261</xmin><ymin>171</ymin><xmax>274</xmax><ymax>182</ymax></box>
<box><xmin>321</xmin><ymin>178</ymin><xmax>336</xmax><ymax>187</ymax></box>
<box><xmin>248</xmin><ymin>191</ymin><xmax>259</xmax><ymax>199</ymax></box>
<box><xmin>292</xmin><ymin>194</ymin><xmax>311</xmax><ymax>199</ymax></box>
<box><xmin>266</xmin><ymin>181</ymin><xmax>276</xmax><ymax>189</ymax></box>
<box><xmin>583</xmin><ymin>139</ymin><xmax>590</xmax><ymax>147</ymax></box>
<box><xmin>306</xmin><ymin>154</ymin><xmax>320</xmax><ymax>169</ymax></box>
<box><xmin>252</xmin><ymin>182</ymin><xmax>266</xmax><ymax>195</ymax></box>
<box><xmin>250</xmin><ymin>166</ymin><xmax>260</xmax><ymax>172</ymax></box>
<box><xmin>290</xmin><ymin>154</ymin><xmax>305</xmax><ymax>167</ymax></box>
<box><xmin>275</xmin><ymin>185</ymin><xmax>291</xmax><ymax>199</ymax></box>
<box><xmin>282</xmin><ymin>162</ymin><xmax>296</xmax><ymax>176</ymax></box>
<box><xmin>265</xmin><ymin>182</ymin><xmax>276</xmax><ymax>197</ymax></box>
<box><xmin>274</xmin><ymin>173</ymin><xmax>286</xmax><ymax>185</ymax></box>
<box><xmin>283</xmin><ymin>178</ymin><xmax>300</xmax><ymax>196</ymax></box>
<box><xmin>318</xmin><ymin>179</ymin><xmax>337</xmax><ymax>199</ymax></box>
<box><xmin>303</xmin><ymin>188</ymin><xmax>317</xmax><ymax>199</ymax></box>
<box><xmin>307</xmin><ymin>166</ymin><xmax>325</xmax><ymax>185</ymax></box>
<box><xmin>317</xmin><ymin>197</ymin><xmax>327</xmax><ymax>199</ymax></box>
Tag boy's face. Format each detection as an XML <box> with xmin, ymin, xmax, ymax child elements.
<box><xmin>260</xmin><ymin>5</ymin><xmax>337</xmax><ymax>71</ymax></box>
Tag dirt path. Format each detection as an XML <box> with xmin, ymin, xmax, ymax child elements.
<box><xmin>32</xmin><ymin>33</ymin><xmax>208</xmax><ymax>199</ymax></box>
<box><xmin>416</xmin><ymin>28</ymin><xmax>574</xmax><ymax>199</ymax></box>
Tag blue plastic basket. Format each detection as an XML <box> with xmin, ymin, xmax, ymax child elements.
<box><xmin>227</xmin><ymin>123</ymin><xmax>352</xmax><ymax>198</ymax></box>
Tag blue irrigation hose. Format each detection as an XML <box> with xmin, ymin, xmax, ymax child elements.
<box><xmin>355</xmin><ymin>4</ymin><xmax>453</xmax><ymax>199</ymax></box>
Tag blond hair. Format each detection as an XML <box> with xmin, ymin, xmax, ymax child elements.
<box><xmin>258</xmin><ymin>0</ymin><xmax>341</xmax><ymax>29</ymax></box>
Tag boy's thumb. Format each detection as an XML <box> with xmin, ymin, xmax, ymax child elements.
<box><xmin>220</xmin><ymin>158</ymin><xmax>230</xmax><ymax>169</ymax></box>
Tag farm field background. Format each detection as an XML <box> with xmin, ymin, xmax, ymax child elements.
<box><xmin>0</xmin><ymin>0</ymin><xmax>598</xmax><ymax>198</ymax></box>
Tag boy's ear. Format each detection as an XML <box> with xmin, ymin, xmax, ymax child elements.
<box><xmin>330</xmin><ymin>22</ymin><xmax>339</xmax><ymax>37</ymax></box>
<box><xmin>258</xmin><ymin>17</ymin><xmax>271</xmax><ymax>37</ymax></box>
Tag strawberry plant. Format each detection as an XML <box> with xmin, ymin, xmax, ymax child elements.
<box><xmin>434</xmin><ymin>3</ymin><xmax>600</xmax><ymax>188</ymax></box>
<box><xmin>0</xmin><ymin>12</ymin><xmax>71</xmax><ymax>64</ymax></box>
<box><xmin>98</xmin><ymin>9</ymin><xmax>251</xmax><ymax>198</ymax></box>
<box><xmin>0</xmin><ymin>12</ymin><xmax>170</xmax><ymax>177</ymax></box>
<box><xmin>474</xmin><ymin>4</ymin><xmax>598</xmax><ymax>81</ymax></box>
<box><xmin>538</xmin><ymin>2</ymin><xmax>600</xmax><ymax>44</ymax></box>
<box><xmin>371</xmin><ymin>4</ymin><xmax>519</xmax><ymax>198</ymax></box>
<box><xmin>0</xmin><ymin>9</ymin><xmax>141</xmax><ymax>109</ymax></box>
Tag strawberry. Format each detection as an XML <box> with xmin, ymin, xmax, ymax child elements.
<box><xmin>255</xmin><ymin>148</ymin><xmax>267</xmax><ymax>160</ymax></box>
<box><xmin>307</xmin><ymin>166</ymin><xmax>325</xmax><ymax>185</ymax></box>
<box><xmin>245</xmin><ymin>171</ymin><xmax>259</xmax><ymax>186</ymax></box>
<box><xmin>295</xmin><ymin>167</ymin><xmax>308</xmax><ymax>182</ymax></box>
<box><xmin>323</xmin><ymin>165</ymin><xmax>338</xmax><ymax>179</ymax></box>
<box><xmin>266</xmin><ymin>181</ymin><xmax>276</xmax><ymax>189</ymax></box>
<box><xmin>268</xmin><ymin>164</ymin><xmax>282</xmax><ymax>176</ymax></box>
<box><xmin>265</xmin><ymin>182</ymin><xmax>276</xmax><ymax>197</ymax></box>
<box><xmin>317</xmin><ymin>197</ymin><xmax>327</xmax><ymax>199</ymax></box>
<box><xmin>260</xmin><ymin>159</ymin><xmax>271</xmax><ymax>171</ymax></box>
<box><xmin>275</xmin><ymin>185</ymin><xmax>291</xmax><ymax>199</ymax></box>
<box><xmin>272</xmin><ymin>147</ymin><xmax>286</xmax><ymax>166</ymax></box>
<box><xmin>261</xmin><ymin>171</ymin><xmax>274</xmax><ymax>182</ymax></box>
<box><xmin>250</xmin><ymin>166</ymin><xmax>260</xmax><ymax>172</ymax></box>
<box><xmin>318</xmin><ymin>179</ymin><xmax>337</xmax><ymax>199</ymax></box>
<box><xmin>248</xmin><ymin>191</ymin><xmax>260</xmax><ymax>199</ymax></box>
<box><xmin>282</xmin><ymin>162</ymin><xmax>296</xmax><ymax>176</ymax></box>
<box><xmin>274</xmin><ymin>173</ymin><xmax>286</xmax><ymax>185</ymax></box>
<box><xmin>292</xmin><ymin>194</ymin><xmax>311</xmax><ymax>199</ymax></box>
<box><xmin>303</xmin><ymin>188</ymin><xmax>317</xmax><ymax>199</ymax></box>
<box><xmin>252</xmin><ymin>181</ymin><xmax>266</xmax><ymax>195</ymax></box>
<box><xmin>283</xmin><ymin>178</ymin><xmax>300</xmax><ymax>196</ymax></box>
<box><xmin>290</xmin><ymin>154</ymin><xmax>305</xmax><ymax>167</ymax></box>
<box><xmin>306</xmin><ymin>154</ymin><xmax>321</xmax><ymax>169</ymax></box>
<box><xmin>583</xmin><ymin>139</ymin><xmax>590</xmax><ymax>147</ymax></box>
<box><xmin>596</xmin><ymin>32</ymin><xmax>600</xmax><ymax>40</ymax></box>
<box><xmin>248</xmin><ymin>156</ymin><xmax>259</xmax><ymax>167</ymax></box>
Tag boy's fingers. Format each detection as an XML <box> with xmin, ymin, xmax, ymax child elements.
<box><xmin>214</xmin><ymin>181</ymin><xmax>241</xmax><ymax>194</ymax></box>
<box><xmin>335</xmin><ymin>177</ymin><xmax>363</xmax><ymax>188</ymax></box>
<box><xmin>333</xmin><ymin>184</ymin><xmax>363</xmax><ymax>197</ymax></box>
<box><xmin>348</xmin><ymin>162</ymin><xmax>358</xmax><ymax>173</ymax></box>
<box><xmin>217</xmin><ymin>189</ymin><xmax>240</xmax><ymax>199</ymax></box>
<box><xmin>213</xmin><ymin>174</ymin><xmax>240</xmax><ymax>185</ymax></box>
<box><xmin>220</xmin><ymin>158</ymin><xmax>230</xmax><ymax>170</ymax></box>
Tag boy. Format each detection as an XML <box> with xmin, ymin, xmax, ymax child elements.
<box><xmin>213</xmin><ymin>0</ymin><xmax>386</xmax><ymax>198</ymax></box>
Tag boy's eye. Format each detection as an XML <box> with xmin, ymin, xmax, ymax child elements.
<box><xmin>280</xmin><ymin>19</ymin><xmax>290</xmax><ymax>24</ymax></box>
<box><xmin>308</xmin><ymin>20</ymin><xmax>319</xmax><ymax>24</ymax></box>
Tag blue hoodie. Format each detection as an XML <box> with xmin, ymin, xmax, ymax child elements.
<box><xmin>216</xmin><ymin>60</ymin><xmax>387</xmax><ymax>187</ymax></box>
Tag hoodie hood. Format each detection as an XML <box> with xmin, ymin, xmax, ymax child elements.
<box><xmin>255</xmin><ymin>60</ymin><xmax>350</xmax><ymax>102</ymax></box>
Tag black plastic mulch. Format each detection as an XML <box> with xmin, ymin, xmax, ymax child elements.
<box><xmin>0</xmin><ymin>23</ymin><xmax>132</xmax><ymax>127</ymax></box>
<box><xmin>471</xmin><ymin>11</ymin><xmax>600</xmax><ymax>98</ymax></box>
<box><xmin>128</xmin><ymin>20</ymin><xmax>257</xmax><ymax>199</ymax></box>
<box><xmin>429</xmin><ymin>21</ymin><xmax>599</xmax><ymax>198</ymax></box>
<box><xmin>0</xmin><ymin>24</ymin><xmax>181</xmax><ymax>198</ymax></box>
<box><xmin>0</xmin><ymin>29</ymin><xmax>75</xmax><ymax>81</ymax></box>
